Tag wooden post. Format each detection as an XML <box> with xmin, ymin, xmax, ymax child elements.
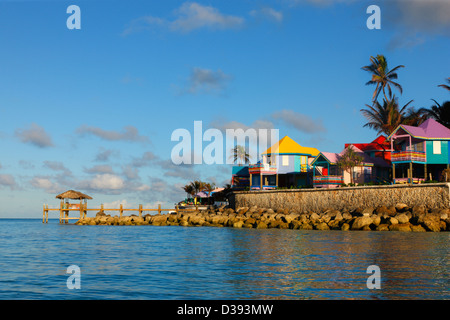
<box><xmin>392</xmin><ymin>163</ymin><xmax>395</xmax><ymax>184</ymax></box>
<box><xmin>250</xmin><ymin>173</ymin><xmax>252</xmax><ymax>189</ymax></box>
<box><xmin>424</xmin><ymin>164</ymin><xmax>427</xmax><ymax>181</ymax></box>
<box><xmin>139</xmin><ymin>204</ymin><xmax>143</xmax><ymax>218</ymax></box>
<box><xmin>59</xmin><ymin>201</ymin><xmax>63</xmax><ymax>224</ymax></box>
<box><xmin>100</xmin><ymin>204</ymin><xmax>104</xmax><ymax>214</ymax></box>
<box><xmin>158</xmin><ymin>204</ymin><xmax>161</xmax><ymax>215</ymax></box>
<box><xmin>79</xmin><ymin>200</ymin><xmax>83</xmax><ymax>220</ymax></box>
<box><xmin>409</xmin><ymin>162</ymin><xmax>413</xmax><ymax>184</ymax></box>
<box><xmin>120</xmin><ymin>204</ymin><xmax>123</xmax><ymax>218</ymax></box>
<box><xmin>260</xmin><ymin>173</ymin><xmax>263</xmax><ymax>190</ymax></box>
<box><xmin>46</xmin><ymin>205</ymin><xmax>49</xmax><ymax>223</ymax></box>
<box><xmin>43</xmin><ymin>204</ymin><xmax>46</xmax><ymax>223</ymax></box>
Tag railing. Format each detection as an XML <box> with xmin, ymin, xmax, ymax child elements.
<box><xmin>42</xmin><ymin>203</ymin><xmax>198</xmax><ymax>224</ymax></box>
<box><xmin>313</xmin><ymin>175</ymin><xmax>343</xmax><ymax>188</ymax></box>
<box><xmin>394</xmin><ymin>177</ymin><xmax>425</xmax><ymax>184</ymax></box>
<box><xmin>391</xmin><ymin>150</ymin><xmax>426</xmax><ymax>163</ymax></box>
<box><xmin>248</xmin><ymin>163</ymin><xmax>278</xmax><ymax>174</ymax></box>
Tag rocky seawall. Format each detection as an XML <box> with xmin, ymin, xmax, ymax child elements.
<box><xmin>229</xmin><ymin>183</ymin><xmax>450</xmax><ymax>214</ymax></box>
<box><xmin>75</xmin><ymin>203</ymin><xmax>450</xmax><ymax>232</ymax></box>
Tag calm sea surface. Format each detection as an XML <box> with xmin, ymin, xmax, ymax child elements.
<box><xmin>0</xmin><ymin>219</ymin><xmax>448</xmax><ymax>300</ymax></box>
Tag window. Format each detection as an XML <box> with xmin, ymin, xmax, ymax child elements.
<box><xmin>433</xmin><ymin>141</ymin><xmax>441</xmax><ymax>154</ymax></box>
<box><xmin>414</xmin><ymin>141</ymin><xmax>424</xmax><ymax>152</ymax></box>
<box><xmin>282</xmin><ymin>155</ymin><xmax>289</xmax><ymax>166</ymax></box>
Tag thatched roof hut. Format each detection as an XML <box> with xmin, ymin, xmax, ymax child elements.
<box><xmin>56</xmin><ymin>190</ymin><xmax>93</xmax><ymax>200</ymax></box>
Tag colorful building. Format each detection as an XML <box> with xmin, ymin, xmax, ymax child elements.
<box><xmin>231</xmin><ymin>166</ymin><xmax>250</xmax><ymax>190</ymax></box>
<box><xmin>248</xmin><ymin>136</ymin><xmax>320</xmax><ymax>189</ymax></box>
<box><xmin>311</xmin><ymin>141</ymin><xmax>391</xmax><ymax>188</ymax></box>
<box><xmin>388</xmin><ymin>119</ymin><xmax>450</xmax><ymax>183</ymax></box>
<box><xmin>345</xmin><ymin>135</ymin><xmax>392</xmax><ymax>163</ymax></box>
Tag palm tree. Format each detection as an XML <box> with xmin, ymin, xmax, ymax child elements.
<box><xmin>230</xmin><ymin>145</ymin><xmax>251</xmax><ymax>166</ymax></box>
<box><xmin>419</xmin><ymin>100</ymin><xmax>450</xmax><ymax>128</ymax></box>
<box><xmin>360</xmin><ymin>96</ymin><xmax>414</xmax><ymax>136</ymax></box>
<box><xmin>438</xmin><ymin>78</ymin><xmax>450</xmax><ymax>92</ymax></box>
<box><xmin>182</xmin><ymin>184</ymin><xmax>195</xmax><ymax>199</ymax></box>
<box><xmin>337</xmin><ymin>146</ymin><xmax>364</xmax><ymax>185</ymax></box>
<box><xmin>362</xmin><ymin>54</ymin><xmax>404</xmax><ymax>103</ymax></box>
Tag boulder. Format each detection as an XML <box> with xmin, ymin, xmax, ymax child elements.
<box><xmin>328</xmin><ymin>220</ymin><xmax>341</xmax><ymax>230</ymax></box>
<box><xmin>376</xmin><ymin>224</ymin><xmax>389</xmax><ymax>231</ymax></box>
<box><xmin>439</xmin><ymin>209</ymin><xmax>449</xmax><ymax>221</ymax></box>
<box><xmin>351</xmin><ymin>216</ymin><xmax>373</xmax><ymax>230</ymax></box>
<box><xmin>341</xmin><ymin>223</ymin><xmax>350</xmax><ymax>231</ymax></box>
<box><xmin>299</xmin><ymin>223</ymin><xmax>313</xmax><ymax>230</ymax></box>
<box><xmin>375</xmin><ymin>206</ymin><xmax>389</xmax><ymax>216</ymax></box>
<box><xmin>315</xmin><ymin>222</ymin><xmax>330</xmax><ymax>230</ymax></box>
<box><xmin>389</xmin><ymin>217</ymin><xmax>399</xmax><ymax>225</ymax></box>
<box><xmin>277</xmin><ymin>222</ymin><xmax>290</xmax><ymax>229</ymax></box>
<box><xmin>255</xmin><ymin>221</ymin><xmax>268</xmax><ymax>229</ymax></box>
<box><xmin>422</xmin><ymin>214</ymin><xmax>441</xmax><ymax>232</ymax></box>
<box><xmin>395</xmin><ymin>203</ymin><xmax>409</xmax><ymax>212</ymax></box>
<box><xmin>389</xmin><ymin>223</ymin><xmax>412</xmax><ymax>231</ymax></box>
<box><xmin>371</xmin><ymin>215</ymin><xmax>381</xmax><ymax>227</ymax></box>
<box><xmin>282</xmin><ymin>214</ymin><xmax>297</xmax><ymax>224</ymax></box>
<box><xmin>309</xmin><ymin>212</ymin><xmax>320</xmax><ymax>222</ymax></box>
<box><xmin>411</xmin><ymin>225</ymin><xmax>426</xmax><ymax>232</ymax></box>
<box><xmin>387</xmin><ymin>206</ymin><xmax>397</xmax><ymax>216</ymax></box>
<box><xmin>395</xmin><ymin>213</ymin><xmax>410</xmax><ymax>224</ymax></box>
<box><xmin>342</xmin><ymin>212</ymin><xmax>353</xmax><ymax>221</ymax></box>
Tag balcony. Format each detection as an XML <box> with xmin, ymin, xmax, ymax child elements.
<box><xmin>248</xmin><ymin>163</ymin><xmax>278</xmax><ymax>175</ymax></box>
<box><xmin>313</xmin><ymin>175</ymin><xmax>343</xmax><ymax>188</ymax></box>
<box><xmin>391</xmin><ymin>150</ymin><xmax>426</xmax><ymax>163</ymax></box>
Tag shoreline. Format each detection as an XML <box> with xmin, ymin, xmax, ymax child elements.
<box><xmin>75</xmin><ymin>203</ymin><xmax>450</xmax><ymax>232</ymax></box>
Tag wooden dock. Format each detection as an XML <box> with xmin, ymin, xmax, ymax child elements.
<box><xmin>42</xmin><ymin>201</ymin><xmax>207</xmax><ymax>224</ymax></box>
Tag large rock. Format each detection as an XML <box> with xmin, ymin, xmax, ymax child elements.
<box><xmin>315</xmin><ymin>222</ymin><xmax>330</xmax><ymax>230</ymax></box>
<box><xmin>256</xmin><ymin>221</ymin><xmax>268</xmax><ymax>229</ymax></box>
<box><xmin>376</xmin><ymin>224</ymin><xmax>389</xmax><ymax>231</ymax></box>
<box><xmin>395</xmin><ymin>203</ymin><xmax>409</xmax><ymax>212</ymax></box>
<box><xmin>351</xmin><ymin>216</ymin><xmax>373</xmax><ymax>230</ymax></box>
<box><xmin>310</xmin><ymin>212</ymin><xmax>320</xmax><ymax>222</ymax></box>
<box><xmin>342</xmin><ymin>212</ymin><xmax>353</xmax><ymax>221</ymax></box>
<box><xmin>389</xmin><ymin>223</ymin><xmax>412</xmax><ymax>232</ymax></box>
<box><xmin>411</xmin><ymin>225</ymin><xmax>426</xmax><ymax>232</ymax></box>
<box><xmin>422</xmin><ymin>214</ymin><xmax>441</xmax><ymax>232</ymax></box>
<box><xmin>395</xmin><ymin>213</ymin><xmax>410</xmax><ymax>224</ymax></box>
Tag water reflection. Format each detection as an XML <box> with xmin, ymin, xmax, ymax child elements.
<box><xmin>223</xmin><ymin>229</ymin><xmax>449</xmax><ymax>299</ymax></box>
<box><xmin>0</xmin><ymin>220</ymin><xmax>448</xmax><ymax>299</ymax></box>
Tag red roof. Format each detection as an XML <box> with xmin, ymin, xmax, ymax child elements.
<box><xmin>345</xmin><ymin>135</ymin><xmax>391</xmax><ymax>152</ymax></box>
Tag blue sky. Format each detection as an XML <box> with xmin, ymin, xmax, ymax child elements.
<box><xmin>0</xmin><ymin>0</ymin><xmax>449</xmax><ymax>217</ymax></box>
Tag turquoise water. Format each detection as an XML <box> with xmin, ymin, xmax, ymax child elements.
<box><xmin>0</xmin><ymin>219</ymin><xmax>448</xmax><ymax>299</ymax></box>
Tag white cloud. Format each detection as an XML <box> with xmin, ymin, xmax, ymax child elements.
<box><xmin>182</xmin><ymin>67</ymin><xmax>233</xmax><ymax>95</ymax></box>
<box><xmin>76</xmin><ymin>125</ymin><xmax>149</xmax><ymax>143</ymax></box>
<box><xmin>170</xmin><ymin>2</ymin><xmax>244</xmax><ymax>32</ymax></box>
<box><xmin>43</xmin><ymin>161</ymin><xmax>72</xmax><ymax>176</ymax></box>
<box><xmin>84</xmin><ymin>165</ymin><xmax>114</xmax><ymax>174</ymax></box>
<box><xmin>122</xmin><ymin>2</ymin><xmax>244</xmax><ymax>35</ymax></box>
<box><xmin>0</xmin><ymin>174</ymin><xmax>17</xmax><ymax>189</ymax></box>
<box><xmin>250</xmin><ymin>7</ymin><xmax>283</xmax><ymax>22</ymax></box>
<box><xmin>15</xmin><ymin>123</ymin><xmax>54</xmax><ymax>148</ymax></box>
<box><xmin>89</xmin><ymin>174</ymin><xmax>125</xmax><ymax>190</ymax></box>
<box><xmin>271</xmin><ymin>109</ymin><xmax>326</xmax><ymax>134</ymax></box>
<box><xmin>30</xmin><ymin>176</ymin><xmax>61</xmax><ymax>193</ymax></box>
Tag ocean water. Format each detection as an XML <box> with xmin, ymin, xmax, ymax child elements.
<box><xmin>0</xmin><ymin>219</ymin><xmax>448</xmax><ymax>300</ymax></box>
